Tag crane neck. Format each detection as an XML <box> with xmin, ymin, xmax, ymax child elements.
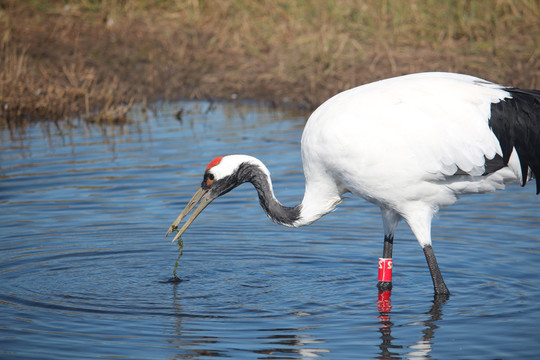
<box><xmin>235</xmin><ymin>161</ymin><xmax>339</xmax><ymax>228</ymax></box>
<box><xmin>235</xmin><ymin>162</ymin><xmax>301</xmax><ymax>227</ymax></box>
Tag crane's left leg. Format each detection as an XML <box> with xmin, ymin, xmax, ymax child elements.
<box><xmin>377</xmin><ymin>234</ymin><xmax>394</xmax><ymax>291</ymax></box>
<box><xmin>378</xmin><ymin>209</ymin><xmax>400</xmax><ymax>291</ymax></box>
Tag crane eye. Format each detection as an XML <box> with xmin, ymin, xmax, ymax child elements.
<box><xmin>204</xmin><ymin>172</ymin><xmax>215</xmax><ymax>187</ymax></box>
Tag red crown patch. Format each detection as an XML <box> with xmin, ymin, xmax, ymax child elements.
<box><xmin>206</xmin><ymin>156</ymin><xmax>223</xmax><ymax>171</ymax></box>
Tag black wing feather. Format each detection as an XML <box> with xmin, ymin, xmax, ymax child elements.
<box><xmin>489</xmin><ymin>88</ymin><xmax>540</xmax><ymax>194</ymax></box>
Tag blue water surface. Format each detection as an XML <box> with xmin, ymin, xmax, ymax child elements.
<box><xmin>1</xmin><ymin>101</ymin><xmax>539</xmax><ymax>359</ymax></box>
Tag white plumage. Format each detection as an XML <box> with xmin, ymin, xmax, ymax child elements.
<box><xmin>167</xmin><ymin>72</ymin><xmax>539</xmax><ymax>296</ymax></box>
<box><xmin>300</xmin><ymin>73</ymin><xmax>526</xmax><ymax>236</ymax></box>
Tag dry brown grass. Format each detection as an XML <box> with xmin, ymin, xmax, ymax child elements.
<box><xmin>1</xmin><ymin>0</ymin><xmax>539</xmax><ymax>124</ymax></box>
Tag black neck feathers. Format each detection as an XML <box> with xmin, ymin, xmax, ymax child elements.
<box><xmin>235</xmin><ymin>162</ymin><xmax>301</xmax><ymax>226</ymax></box>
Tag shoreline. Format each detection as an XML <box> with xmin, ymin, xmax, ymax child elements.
<box><xmin>1</xmin><ymin>1</ymin><xmax>539</xmax><ymax>124</ymax></box>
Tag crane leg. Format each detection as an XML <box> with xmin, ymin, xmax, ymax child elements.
<box><xmin>423</xmin><ymin>245</ymin><xmax>450</xmax><ymax>296</ymax></box>
<box><xmin>377</xmin><ymin>234</ymin><xmax>394</xmax><ymax>291</ymax></box>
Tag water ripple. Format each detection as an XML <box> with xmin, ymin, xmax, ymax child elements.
<box><xmin>1</xmin><ymin>101</ymin><xmax>539</xmax><ymax>359</ymax></box>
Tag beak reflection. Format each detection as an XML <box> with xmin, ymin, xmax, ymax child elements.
<box><xmin>166</xmin><ymin>187</ymin><xmax>215</xmax><ymax>243</ymax></box>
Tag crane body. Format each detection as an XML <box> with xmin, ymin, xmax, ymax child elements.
<box><xmin>166</xmin><ymin>72</ymin><xmax>540</xmax><ymax>296</ymax></box>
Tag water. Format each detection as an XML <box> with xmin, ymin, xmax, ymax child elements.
<box><xmin>1</xmin><ymin>101</ymin><xmax>539</xmax><ymax>359</ymax></box>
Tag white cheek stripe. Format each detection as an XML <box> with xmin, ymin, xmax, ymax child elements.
<box><xmin>209</xmin><ymin>155</ymin><xmax>269</xmax><ymax>180</ymax></box>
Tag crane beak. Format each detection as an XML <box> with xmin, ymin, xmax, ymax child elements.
<box><xmin>165</xmin><ymin>187</ymin><xmax>215</xmax><ymax>243</ymax></box>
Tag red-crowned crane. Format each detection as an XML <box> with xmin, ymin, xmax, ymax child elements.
<box><xmin>166</xmin><ymin>72</ymin><xmax>540</xmax><ymax>296</ymax></box>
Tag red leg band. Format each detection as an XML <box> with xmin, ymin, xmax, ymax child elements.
<box><xmin>378</xmin><ymin>258</ymin><xmax>393</xmax><ymax>282</ymax></box>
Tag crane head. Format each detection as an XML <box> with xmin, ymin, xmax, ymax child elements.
<box><xmin>165</xmin><ymin>155</ymin><xmax>265</xmax><ymax>242</ymax></box>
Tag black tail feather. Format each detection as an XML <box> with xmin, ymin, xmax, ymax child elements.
<box><xmin>489</xmin><ymin>88</ymin><xmax>540</xmax><ymax>194</ymax></box>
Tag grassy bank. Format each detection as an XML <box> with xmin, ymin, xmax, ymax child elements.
<box><xmin>1</xmin><ymin>0</ymin><xmax>539</xmax><ymax>124</ymax></box>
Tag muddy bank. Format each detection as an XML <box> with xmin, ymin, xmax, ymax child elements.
<box><xmin>1</xmin><ymin>1</ymin><xmax>539</xmax><ymax>124</ymax></box>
